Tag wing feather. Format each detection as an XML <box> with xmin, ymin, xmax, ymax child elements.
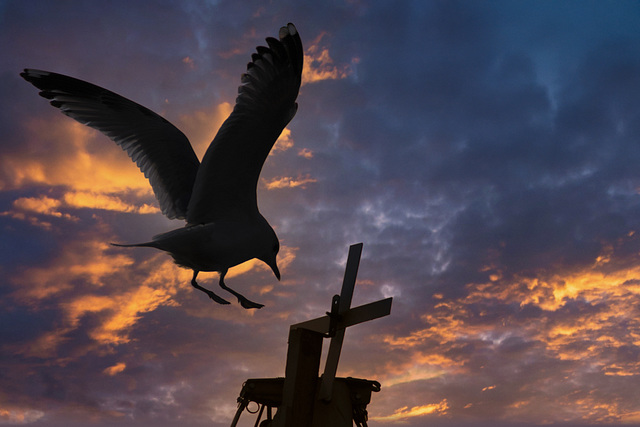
<box><xmin>186</xmin><ymin>23</ymin><xmax>303</xmax><ymax>224</ymax></box>
<box><xmin>20</xmin><ymin>69</ymin><xmax>199</xmax><ymax>220</ymax></box>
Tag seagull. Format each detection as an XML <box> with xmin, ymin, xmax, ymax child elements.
<box><xmin>20</xmin><ymin>23</ymin><xmax>303</xmax><ymax>309</ymax></box>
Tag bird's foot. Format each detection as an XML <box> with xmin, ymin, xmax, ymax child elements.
<box><xmin>217</xmin><ymin>269</ymin><xmax>264</xmax><ymax>309</ymax></box>
<box><xmin>206</xmin><ymin>291</ymin><xmax>231</xmax><ymax>305</ymax></box>
<box><xmin>237</xmin><ymin>296</ymin><xmax>264</xmax><ymax>310</ymax></box>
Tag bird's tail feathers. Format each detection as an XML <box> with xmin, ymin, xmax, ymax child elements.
<box><xmin>110</xmin><ymin>241</ymin><xmax>158</xmax><ymax>248</ymax></box>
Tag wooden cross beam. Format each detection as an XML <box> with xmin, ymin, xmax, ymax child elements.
<box><xmin>277</xmin><ymin>243</ymin><xmax>393</xmax><ymax>426</ymax></box>
<box><xmin>291</xmin><ymin>297</ymin><xmax>393</xmax><ymax>336</ymax></box>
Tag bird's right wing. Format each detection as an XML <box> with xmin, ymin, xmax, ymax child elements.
<box><xmin>186</xmin><ymin>23</ymin><xmax>303</xmax><ymax>224</ymax></box>
<box><xmin>20</xmin><ymin>69</ymin><xmax>200</xmax><ymax>220</ymax></box>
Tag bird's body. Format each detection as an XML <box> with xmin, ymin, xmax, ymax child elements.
<box><xmin>21</xmin><ymin>23</ymin><xmax>302</xmax><ymax>308</ymax></box>
<box><xmin>122</xmin><ymin>216</ymin><xmax>277</xmax><ymax>274</ymax></box>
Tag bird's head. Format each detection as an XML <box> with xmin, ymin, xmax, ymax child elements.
<box><xmin>259</xmin><ymin>233</ymin><xmax>280</xmax><ymax>281</ymax></box>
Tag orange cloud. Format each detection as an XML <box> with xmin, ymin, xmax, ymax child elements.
<box><xmin>2</xmin><ymin>192</ymin><xmax>160</xmax><ymax>230</ymax></box>
<box><xmin>103</xmin><ymin>362</ymin><xmax>126</xmax><ymax>376</ymax></box>
<box><xmin>272</xmin><ymin>127</ymin><xmax>294</xmax><ymax>152</ymax></box>
<box><xmin>9</xmin><ymin>232</ymin><xmax>297</xmax><ymax>358</ymax></box>
<box><xmin>178</xmin><ymin>102</ymin><xmax>233</xmax><ymax>159</ymax></box>
<box><xmin>0</xmin><ymin>408</ymin><xmax>45</xmax><ymax>424</ymax></box>
<box><xmin>11</xmin><ymin>195</ymin><xmax>63</xmax><ymax>216</ymax></box>
<box><xmin>621</xmin><ymin>411</ymin><xmax>640</xmax><ymax>423</ymax></box>
<box><xmin>302</xmin><ymin>32</ymin><xmax>355</xmax><ymax>85</ymax></box>
<box><xmin>2</xmin><ymin>118</ymin><xmax>149</xmax><ymax>193</ymax></box>
<box><xmin>297</xmin><ymin>148</ymin><xmax>314</xmax><ymax>159</ymax></box>
<box><xmin>64</xmin><ymin>282</ymin><xmax>178</xmax><ymax>346</ymax></box>
<box><xmin>376</xmin><ymin>239</ymin><xmax>640</xmax><ymax>423</ymax></box>
<box><xmin>220</xmin><ymin>244</ymin><xmax>295</xmax><ymax>280</ymax></box>
<box><xmin>381</xmin><ymin>362</ymin><xmax>450</xmax><ymax>388</ymax></box>
<box><xmin>371</xmin><ymin>400</ymin><xmax>449</xmax><ymax>422</ymax></box>
<box><xmin>263</xmin><ymin>174</ymin><xmax>317</xmax><ymax>190</ymax></box>
<box><xmin>16</xmin><ymin>277</ymin><xmax>180</xmax><ymax>358</ymax></box>
<box><xmin>7</xmin><ymin>236</ymin><xmax>182</xmax><ymax>357</ymax></box>
<box><xmin>1</xmin><ymin>195</ymin><xmax>78</xmax><ymax>228</ymax></box>
<box><xmin>62</xmin><ymin>191</ymin><xmax>159</xmax><ymax>214</ymax></box>
<box><xmin>3</xmin><ymin>102</ymin><xmax>241</xmax><ymax>226</ymax></box>
<box><xmin>462</xmin><ymin>263</ymin><xmax>640</xmax><ymax>364</ymax></box>
<box><xmin>12</xmin><ymin>240</ymin><xmax>134</xmax><ymax>302</ymax></box>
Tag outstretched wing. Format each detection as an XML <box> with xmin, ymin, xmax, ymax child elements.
<box><xmin>186</xmin><ymin>23</ymin><xmax>303</xmax><ymax>225</ymax></box>
<box><xmin>20</xmin><ymin>69</ymin><xmax>200</xmax><ymax>220</ymax></box>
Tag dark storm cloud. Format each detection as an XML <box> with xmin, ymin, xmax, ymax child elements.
<box><xmin>444</xmin><ymin>40</ymin><xmax>640</xmax><ymax>279</ymax></box>
<box><xmin>280</xmin><ymin>1</ymin><xmax>640</xmax><ymax>300</ymax></box>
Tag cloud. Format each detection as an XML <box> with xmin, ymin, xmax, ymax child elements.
<box><xmin>297</xmin><ymin>148</ymin><xmax>313</xmax><ymax>159</ymax></box>
<box><xmin>1</xmin><ymin>119</ymin><xmax>149</xmax><ymax>193</ymax></box>
<box><xmin>6</xmin><ymin>226</ymin><xmax>298</xmax><ymax>360</ymax></box>
<box><xmin>62</xmin><ymin>191</ymin><xmax>159</xmax><ymax>214</ymax></box>
<box><xmin>371</xmin><ymin>399</ymin><xmax>449</xmax><ymax>422</ymax></box>
<box><xmin>263</xmin><ymin>174</ymin><xmax>317</xmax><ymax>190</ymax></box>
<box><xmin>1</xmin><ymin>195</ymin><xmax>77</xmax><ymax>228</ymax></box>
<box><xmin>0</xmin><ymin>408</ymin><xmax>45</xmax><ymax>424</ymax></box>
<box><xmin>6</xmin><ymin>234</ymin><xmax>184</xmax><ymax>359</ymax></box>
<box><xmin>62</xmin><ymin>281</ymin><xmax>179</xmax><ymax>346</ymax></box>
<box><xmin>302</xmin><ymin>32</ymin><xmax>355</xmax><ymax>85</ymax></box>
<box><xmin>103</xmin><ymin>362</ymin><xmax>127</xmax><ymax>376</ymax></box>
<box><xmin>182</xmin><ymin>56</ymin><xmax>195</xmax><ymax>69</ymax></box>
<box><xmin>371</xmin><ymin>236</ymin><xmax>640</xmax><ymax>424</ymax></box>
<box><xmin>2</xmin><ymin>101</ymin><xmax>240</xmax><ymax>230</ymax></box>
<box><xmin>177</xmin><ymin>102</ymin><xmax>233</xmax><ymax>159</ymax></box>
<box><xmin>12</xmin><ymin>239</ymin><xmax>134</xmax><ymax>302</ymax></box>
<box><xmin>272</xmin><ymin>128</ymin><xmax>294</xmax><ymax>152</ymax></box>
<box><xmin>11</xmin><ymin>195</ymin><xmax>65</xmax><ymax>217</ymax></box>
<box><xmin>2</xmin><ymin>192</ymin><xmax>160</xmax><ymax>231</ymax></box>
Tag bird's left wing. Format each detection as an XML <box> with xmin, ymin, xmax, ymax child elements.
<box><xmin>20</xmin><ymin>69</ymin><xmax>200</xmax><ymax>220</ymax></box>
<box><xmin>186</xmin><ymin>23</ymin><xmax>303</xmax><ymax>224</ymax></box>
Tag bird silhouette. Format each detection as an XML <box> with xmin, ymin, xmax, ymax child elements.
<box><xmin>20</xmin><ymin>23</ymin><xmax>303</xmax><ymax>309</ymax></box>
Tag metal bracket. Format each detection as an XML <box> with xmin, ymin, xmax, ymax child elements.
<box><xmin>325</xmin><ymin>294</ymin><xmax>341</xmax><ymax>337</ymax></box>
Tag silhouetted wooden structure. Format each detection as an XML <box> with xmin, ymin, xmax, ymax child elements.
<box><xmin>230</xmin><ymin>243</ymin><xmax>392</xmax><ymax>426</ymax></box>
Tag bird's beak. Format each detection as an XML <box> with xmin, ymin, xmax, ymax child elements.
<box><xmin>270</xmin><ymin>261</ymin><xmax>281</xmax><ymax>281</ymax></box>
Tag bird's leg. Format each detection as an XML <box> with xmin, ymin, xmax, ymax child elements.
<box><xmin>191</xmin><ymin>270</ymin><xmax>231</xmax><ymax>305</ymax></box>
<box><xmin>218</xmin><ymin>269</ymin><xmax>264</xmax><ymax>309</ymax></box>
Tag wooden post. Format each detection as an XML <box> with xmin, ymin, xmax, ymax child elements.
<box><xmin>238</xmin><ymin>243</ymin><xmax>393</xmax><ymax>427</ymax></box>
<box><xmin>275</xmin><ymin>327</ymin><xmax>323</xmax><ymax>426</ymax></box>
<box><xmin>319</xmin><ymin>243</ymin><xmax>362</xmax><ymax>401</ymax></box>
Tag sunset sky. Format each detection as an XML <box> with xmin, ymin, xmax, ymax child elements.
<box><xmin>2</xmin><ymin>1</ymin><xmax>640</xmax><ymax>426</ymax></box>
